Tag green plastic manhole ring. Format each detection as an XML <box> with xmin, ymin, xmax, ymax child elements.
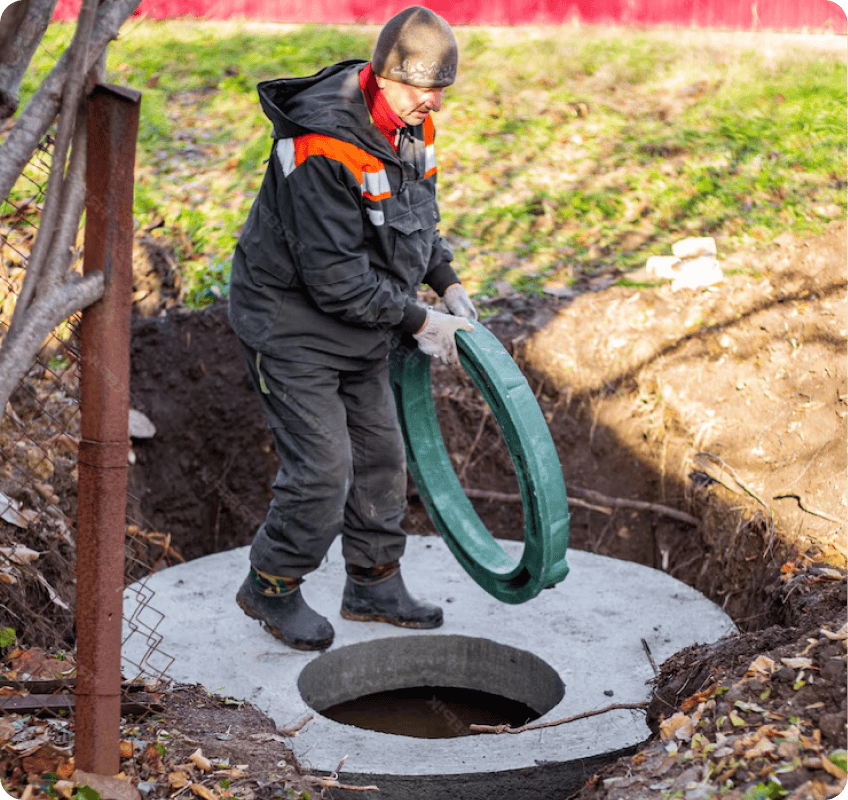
<box><xmin>392</xmin><ymin>321</ymin><xmax>570</xmax><ymax>604</ymax></box>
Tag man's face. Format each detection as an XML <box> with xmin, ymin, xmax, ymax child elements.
<box><xmin>375</xmin><ymin>75</ymin><xmax>445</xmax><ymax>126</ymax></box>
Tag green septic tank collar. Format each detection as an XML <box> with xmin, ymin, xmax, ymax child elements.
<box><xmin>392</xmin><ymin>321</ymin><xmax>570</xmax><ymax>604</ymax></box>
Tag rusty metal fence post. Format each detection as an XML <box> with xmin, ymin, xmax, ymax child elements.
<box><xmin>75</xmin><ymin>83</ymin><xmax>141</xmax><ymax>775</ymax></box>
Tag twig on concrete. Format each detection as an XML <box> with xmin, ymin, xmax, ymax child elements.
<box><xmin>308</xmin><ymin>754</ymin><xmax>381</xmax><ymax>792</ymax></box>
<box><xmin>641</xmin><ymin>638</ymin><xmax>659</xmax><ymax>676</ymax></box>
<box><xmin>318</xmin><ymin>777</ymin><xmax>380</xmax><ymax>792</ymax></box>
<box><xmin>276</xmin><ymin>714</ymin><xmax>314</xmax><ymax>736</ymax></box>
<box><xmin>469</xmin><ymin>701</ymin><xmax>649</xmax><ymax>735</ymax></box>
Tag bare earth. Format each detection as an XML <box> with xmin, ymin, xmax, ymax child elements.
<box><xmin>120</xmin><ymin>219</ymin><xmax>847</xmax><ymax>799</ymax></box>
<box><xmin>0</xmin><ymin>220</ymin><xmax>845</xmax><ymax>798</ymax></box>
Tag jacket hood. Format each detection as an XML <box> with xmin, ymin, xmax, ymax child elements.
<box><xmin>257</xmin><ymin>60</ymin><xmax>391</xmax><ymax>157</ymax></box>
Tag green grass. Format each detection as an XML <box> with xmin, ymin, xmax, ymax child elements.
<box><xmin>15</xmin><ymin>21</ymin><xmax>847</xmax><ymax>305</ymax></box>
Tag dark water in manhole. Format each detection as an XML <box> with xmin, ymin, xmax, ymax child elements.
<box><xmin>320</xmin><ymin>685</ymin><xmax>539</xmax><ymax>738</ymax></box>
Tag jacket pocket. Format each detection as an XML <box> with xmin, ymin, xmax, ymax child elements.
<box><xmin>384</xmin><ymin>182</ymin><xmax>438</xmax><ymax>283</ymax></box>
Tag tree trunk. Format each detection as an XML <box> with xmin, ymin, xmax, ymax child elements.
<box><xmin>0</xmin><ymin>0</ymin><xmax>58</xmax><ymax>123</ymax></box>
<box><xmin>0</xmin><ymin>272</ymin><xmax>105</xmax><ymax>415</ymax></box>
<box><xmin>0</xmin><ymin>0</ymin><xmax>142</xmax><ymax>415</ymax></box>
<box><xmin>6</xmin><ymin>0</ymin><xmax>97</xmax><ymax>344</ymax></box>
<box><xmin>0</xmin><ymin>0</ymin><xmax>142</xmax><ymax>206</ymax></box>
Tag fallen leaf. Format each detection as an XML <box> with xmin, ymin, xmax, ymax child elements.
<box><xmin>215</xmin><ymin>768</ymin><xmax>247</xmax><ymax>780</ymax></box>
<box><xmin>22</xmin><ymin>745</ymin><xmax>64</xmax><ymax>775</ymax></box>
<box><xmin>0</xmin><ymin>492</ymin><xmax>32</xmax><ymax>529</ymax></box>
<box><xmin>729</xmin><ymin>710</ymin><xmax>746</xmax><ymax>727</ymax></box>
<box><xmin>659</xmin><ymin>711</ymin><xmax>695</xmax><ymax>742</ymax></box>
<box><xmin>189</xmin><ymin>749</ymin><xmax>212</xmax><ymax>772</ymax></box>
<box><xmin>140</xmin><ymin>747</ymin><xmax>165</xmax><ymax>777</ymax></box>
<box><xmin>189</xmin><ymin>783</ymin><xmax>217</xmax><ymax>800</ymax></box>
<box><xmin>778</xmin><ymin>740</ymin><xmax>801</xmax><ymax>759</ymax></box>
<box><xmin>0</xmin><ymin>719</ymin><xmax>15</xmax><ymax>741</ymax></box>
<box><xmin>781</xmin><ymin>657</ymin><xmax>814</xmax><ymax>670</ymax></box>
<box><xmin>820</xmin><ymin>624</ymin><xmax>847</xmax><ymax>641</ymax></box>
<box><xmin>0</xmin><ymin>544</ymin><xmax>42</xmax><ymax>564</ymax></box>
<box><xmin>73</xmin><ymin>770</ymin><xmax>141</xmax><ymax>800</ymax></box>
<box><xmin>680</xmin><ymin>685</ymin><xmax>720</xmax><ymax>713</ymax></box>
<box><xmin>801</xmin><ymin>730</ymin><xmax>822</xmax><ymax>750</ymax></box>
<box><xmin>0</xmin><ymin>567</ymin><xmax>19</xmax><ymax>584</ymax></box>
<box><xmin>735</xmin><ymin>700</ymin><xmax>767</xmax><ymax>714</ymax></box>
<box><xmin>747</xmin><ymin>655</ymin><xmax>777</xmax><ymax>677</ymax></box>
<box><xmin>9</xmin><ymin>647</ymin><xmax>75</xmax><ymax>679</ymax></box>
<box><xmin>811</xmin><ymin>778</ymin><xmax>839</xmax><ymax>800</ymax></box>
<box><xmin>34</xmin><ymin>573</ymin><xmax>71</xmax><ymax>611</ymax></box>
<box><xmin>169</xmin><ymin>771</ymin><xmax>190</xmax><ymax>788</ymax></box>
<box><xmin>822</xmin><ymin>750</ymin><xmax>848</xmax><ymax>780</ymax></box>
<box><xmin>119</xmin><ymin>740</ymin><xmax>135</xmax><ymax>758</ymax></box>
<box><xmin>743</xmin><ymin>737</ymin><xmax>776</xmax><ymax>759</ymax></box>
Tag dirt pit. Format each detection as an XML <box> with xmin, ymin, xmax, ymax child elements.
<box><xmin>128</xmin><ymin>220</ymin><xmax>847</xmax><ymax>617</ymax></box>
<box><xmin>120</xmin><ymin>220</ymin><xmax>846</xmax><ymax>799</ymax></box>
<box><xmin>0</xmin><ymin>222</ymin><xmax>843</xmax><ymax>800</ymax></box>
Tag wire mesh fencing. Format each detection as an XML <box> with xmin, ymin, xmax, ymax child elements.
<box><xmin>0</xmin><ymin>127</ymin><xmax>175</xmax><ymax>765</ymax></box>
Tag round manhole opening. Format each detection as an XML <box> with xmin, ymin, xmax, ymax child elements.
<box><xmin>298</xmin><ymin>634</ymin><xmax>564</xmax><ymax>739</ymax></box>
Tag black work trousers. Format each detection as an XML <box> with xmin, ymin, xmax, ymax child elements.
<box><xmin>240</xmin><ymin>341</ymin><xmax>408</xmax><ymax>579</ymax></box>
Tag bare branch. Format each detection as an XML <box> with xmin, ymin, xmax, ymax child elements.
<box><xmin>42</xmin><ymin>96</ymin><xmax>88</xmax><ymax>291</ymax></box>
<box><xmin>7</xmin><ymin>0</ymin><xmax>97</xmax><ymax>340</ymax></box>
<box><xmin>0</xmin><ymin>0</ymin><xmax>142</xmax><ymax>205</ymax></box>
<box><xmin>275</xmin><ymin>714</ymin><xmax>314</xmax><ymax>736</ymax></box>
<box><xmin>0</xmin><ymin>271</ymin><xmax>104</xmax><ymax>413</ymax></box>
<box><xmin>469</xmin><ymin>701</ymin><xmax>649</xmax><ymax>735</ymax></box>
<box><xmin>460</xmin><ymin>485</ymin><xmax>701</xmax><ymax>527</ymax></box>
<box><xmin>566</xmin><ymin>484</ymin><xmax>702</xmax><ymax>527</ymax></box>
<box><xmin>316</xmin><ymin>777</ymin><xmax>380</xmax><ymax>792</ymax></box>
<box><xmin>0</xmin><ymin>0</ymin><xmax>58</xmax><ymax>122</ymax></box>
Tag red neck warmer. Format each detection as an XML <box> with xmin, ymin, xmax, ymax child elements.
<box><xmin>360</xmin><ymin>63</ymin><xmax>405</xmax><ymax>149</ymax></box>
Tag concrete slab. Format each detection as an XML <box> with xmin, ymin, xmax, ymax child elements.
<box><xmin>123</xmin><ymin>536</ymin><xmax>735</xmax><ymax>798</ymax></box>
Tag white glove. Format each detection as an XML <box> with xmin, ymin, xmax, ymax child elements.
<box><xmin>412</xmin><ymin>309</ymin><xmax>474</xmax><ymax>365</ymax></box>
<box><xmin>442</xmin><ymin>283</ymin><xmax>479</xmax><ymax>322</ymax></box>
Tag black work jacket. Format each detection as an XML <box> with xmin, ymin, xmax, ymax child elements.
<box><xmin>228</xmin><ymin>60</ymin><xmax>460</xmax><ymax>365</ymax></box>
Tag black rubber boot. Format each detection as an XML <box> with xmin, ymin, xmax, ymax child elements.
<box><xmin>340</xmin><ymin>565</ymin><xmax>443</xmax><ymax>629</ymax></box>
<box><xmin>236</xmin><ymin>573</ymin><xmax>334</xmax><ymax>651</ymax></box>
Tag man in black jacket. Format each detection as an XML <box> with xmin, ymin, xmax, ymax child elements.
<box><xmin>229</xmin><ymin>6</ymin><xmax>477</xmax><ymax>650</ymax></box>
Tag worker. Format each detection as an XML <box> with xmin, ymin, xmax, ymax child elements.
<box><xmin>228</xmin><ymin>6</ymin><xmax>477</xmax><ymax>651</ymax></box>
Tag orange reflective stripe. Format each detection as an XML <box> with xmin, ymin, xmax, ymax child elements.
<box><xmin>422</xmin><ymin>117</ymin><xmax>437</xmax><ymax>178</ymax></box>
<box><xmin>294</xmin><ymin>134</ymin><xmax>382</xmax><ymax>185</ymax></box>
<box><xmin>423</xmin><ymin>115</ymin><xmax>436</xmax><ymax>146</ymax></box>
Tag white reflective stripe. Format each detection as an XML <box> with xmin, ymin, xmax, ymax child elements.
<box><xmin>275</xmin><ymin>138</ymin><xmax>296</xmax><ymax>176</ymax></box>
<box><xmin>362</xmin><ymin>169</ymin><xmax>390</xmax><ymax>199</ymax></box>
<box><xmin>425</xmin><ymin>144</ymin><xmax>437</xmax><ymax>174</ymax></box>
<box><xmin>366</xmin><ymin>207</ymin><xmax>385</xmax><ymax>226</ymax></box>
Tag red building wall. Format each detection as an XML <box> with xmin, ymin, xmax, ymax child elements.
<box><xmin>53</xmin><ymin>0</ymin><xmax>847</xmax><ymax>33</ymax></box>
